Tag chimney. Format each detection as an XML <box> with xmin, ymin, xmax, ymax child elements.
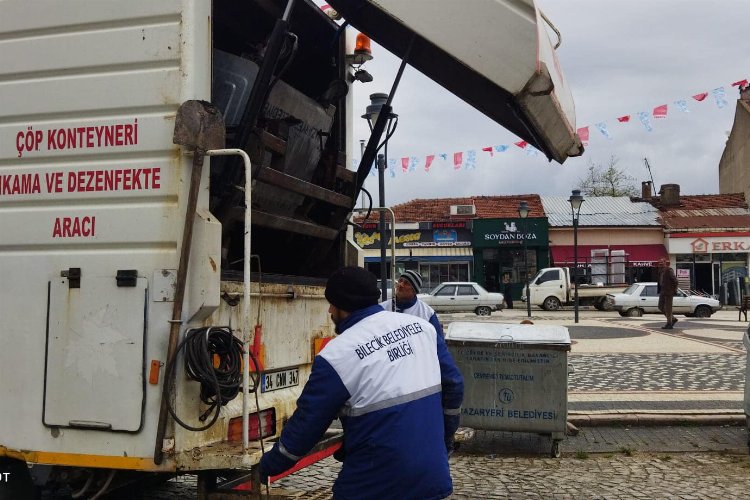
<box><xmin>741</xmin><ymin>85</ymin><xmax>750</xmax><ymax>103</ymax></box>
<box><xmin>641</xmin><ymin>181</ymin><xmax>652</xmax><ymax>199</ymax></box>
<box><xmin>659</xmin><ymin>183</ymin><xmax>680</xmax><ymax>207</ymax></box>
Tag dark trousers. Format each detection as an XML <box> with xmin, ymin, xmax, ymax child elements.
<box><xmin>658</xmin><ymin>294</ymin><xmax>675</xmax><ymax>324</ymax></box>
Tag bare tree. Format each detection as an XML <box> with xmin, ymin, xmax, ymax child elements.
<box><xmin>577</xmin><ymin>155</ymin><xmax>638</xmax><ymax>197</ymax></box>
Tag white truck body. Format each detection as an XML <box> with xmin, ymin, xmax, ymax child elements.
<box><xmin>0</xmin><ymin>0</ymin><xmax>349</xmax><ymax>484</ymax></box>
<box><xmin>523</xmin><ymin>267</ymin><xmax>628</xmax><ymax>311</ymax></box>
<box><xmin>0</xmin><ymin>0</ymin><xmax>581</xmax><ymax>494</ymax></box>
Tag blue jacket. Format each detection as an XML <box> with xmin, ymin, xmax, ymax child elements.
<box><xmin>260</xmin><ymin>304</ymin><xmax>464</xmax><ymax>499</ymax></box>
<box><xmin>381</xmin><ymin>295</ymin><xmax>444</xmax><ymax>337</ymax></box>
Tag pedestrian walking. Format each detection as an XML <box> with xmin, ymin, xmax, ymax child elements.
<box><xmin>381</xmin><ymin>269</ymin><xmax>444</xmax><ymax>337</ymax></box>
<box><xmin>259</xmin><ymin>266</ymin><xmax>464</xmax><ymax>499</ymax></box>
<box><xmin>502</xmin><ymin>273</ymin><xmax>514</xmax><ymax>309</ymax></box>
<box><xmin>658</xmin><ymin>257</ymin><xmax>678</xmax><ymax>329</ymax></box>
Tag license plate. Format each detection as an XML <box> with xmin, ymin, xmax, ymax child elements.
<box><xmin>261</xmin><ymin>368</ymin><xmax>299</xmax><ymax>393</ymax></box>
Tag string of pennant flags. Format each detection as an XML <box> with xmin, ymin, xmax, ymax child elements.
<box><xmin>357</xmin><ymin>78</ymin><xmax>749</xmax><ymax>177</ymax></box>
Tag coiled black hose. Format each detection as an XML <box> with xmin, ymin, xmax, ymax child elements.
<box><xmin>166</xmin><ymin>326</ymin><xmax>246</xmax><ymax>431</ymax></box>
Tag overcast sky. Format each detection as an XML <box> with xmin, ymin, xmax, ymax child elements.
<box><xmin>346</xmin><ymin>0</ymin><xmax>749</xmax><ymax>206</ymax></box>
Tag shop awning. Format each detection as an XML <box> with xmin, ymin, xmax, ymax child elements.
<box><xmin>550</xmin><ymin>245</ymin><xmax>668</xmax><ymax>267</ymax></box>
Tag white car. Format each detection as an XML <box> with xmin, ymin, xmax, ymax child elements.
<box><xmin>419</xmin><ymin>282</ymin><xmax>504</xmax><ymax>316</ymax></box>
<box><xmin>606</xmin><ymin>282</ymin><xmax>722</xmax><ymax>318</ymax></box>
<box><xmin>376</xmin><ymin>279</ymin><xmax>394</xmax><ymax>300</ymax></box>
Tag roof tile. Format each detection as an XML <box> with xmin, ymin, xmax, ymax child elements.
<box><xmin>356</xmin><ymin>195</ymin><xmax>544</xmax><ymax>223</ymax></box>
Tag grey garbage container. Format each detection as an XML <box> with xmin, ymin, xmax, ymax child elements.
<box><xmin>446</xmin><ymin>322</ymin><xmax>571</xmax><ymax>457</ymax></box>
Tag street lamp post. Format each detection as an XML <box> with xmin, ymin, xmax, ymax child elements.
<box><xmin>568</xmin><ymin>189</ymin><xmax>585</xmax><ymax>323</ymax></box>
<box><xmin>363</xmin><ymin>93</ymin><xmax>398</xmax><ymax>301</ymax></box>
<box><xmin>518</xmin><ymin>201</ymin><xmax>531</xmax><ymax>318</ymax></box>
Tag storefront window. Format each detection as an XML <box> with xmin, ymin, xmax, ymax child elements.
<box><xmin>419</xmin><ymin>263</ymin><xmax>470</xmax><ymax>292</ymax></box>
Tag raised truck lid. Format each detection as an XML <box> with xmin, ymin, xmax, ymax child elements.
<box><xmin>446</xmin><ymin>321</ymin><xmax>571</xmax><ymax>348</ymax></box>
<box><xmin>327</xmin><ymin>0</ymin><xmax>583</xmax><ymax>163</ymax></box>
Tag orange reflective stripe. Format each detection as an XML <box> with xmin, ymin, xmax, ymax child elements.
<box><xmin>0</xmin><ymin>446</ymin><xmax>175</xmax><ymax>472</ymax></box>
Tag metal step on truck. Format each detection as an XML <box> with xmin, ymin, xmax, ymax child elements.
<box><xmin>0</xmin><ymin>0</ymin><xmax>582</xmax><ymax>497</ymax></box>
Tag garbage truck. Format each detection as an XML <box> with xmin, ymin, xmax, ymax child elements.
<box><xmin>0</xmin><ymin>0</ymin><xmax>582</xmax><ymax>497</ymax></box>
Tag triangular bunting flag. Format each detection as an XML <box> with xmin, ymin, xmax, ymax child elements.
<box><xmin>595</xmin><ymin>122</ymin><xmax>612</xmax><ymax>140</ymax></box>
<box><xmin>525</xmin><ymin>146</ymin><xmax>539</xmax><ymax>157</ymax></box>
<box><xmin>401</xmin><ymin>157</ymin><xmax>409</xmax><ymax>173</ymax></box>
<box><xmin>408</xmin><ymin>156</ymin><xmax>419</xmax><ymax>172</ymax></box>
<box><xmin>692</xmin><ymin>92</ymin><xmax>708</xmax><ymax>102</ymax></box>
<box><xmin>712</xmin><ymin>87</ymin><xmax>728</xmax><ymax>109</ymax></box>
<box><xmin>438</xmin><ymin>153</ymin><xmax>448</xmax><ymax>161</ymax></box>
<box><xmin>388</xmin><ymin>158</ymin><xmax>396</xmax><ymax>178</ymax></box>
<box><xmin>653</xmin><ymin>104</ymin><xmax>668</xmax><ymax>119</ymax></box>
<box><xmin>617</xmin><ymin>115</ymin><xmax>631</xmax><ymax>123</ymax></box>
<box><xmin>482</xmin><ymin>146</ymin><xmax>494</xmax><ymax>157</ymax></box>
<box><xmin>731</xmin><ymin>79</ymin><xmax>748</xmax><ymax>88</ymax></box>
<box><xmin>425</xmin><ymin>155</ymin><xmax>435</xmax><ymax>172</ymax></box>
<box><xmin>674</xmin><ymin>99</ymin><xmax>689</xmax><ymax>113</ymax></box>
<box><xmin>576</xmin><ymin>126</ymin><xmax>589</xmax><ymax>146</ymax></box>
<box><xmin>637</xmin><ymin>111</ymin><xmax>653</xmax><ymax>132</ymax></box>
<box><xmin>494</xmin><ymin>145</ymin><xmax>509</xmax><ymax>153</ymax></box>
<box><xmin>453</xmin><ymin>152</ymin><xmax>463</xmax><ymax>170</ymax></box>
<box><xmin>465</xmin><ymin>150</ymin><xmax>477</xmax><ymax>169</ymax></box>
<box><xmin>514</xmin><ymin>140</ymin><xmax>528</xmax><ymax>149</ymax></box>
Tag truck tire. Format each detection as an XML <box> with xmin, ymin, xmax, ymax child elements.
<box><xmin>693</xmin><ymin>305</ymin><xmax>712</xmax><ymax>318</ymax></box>
<box><xmin>542</xmin><ymin>296</ymin><xmax>561</xmax><ymax>311</ymax></box>
<box><xmin>626</xmin><ymin>308</ymin><xmax>643</xmax><ymax>317</ymax></box>
<box><xmin>596</xmin><ymin>297</ymin><xmax>613</xmax><ymax>311</ymax></box>
<box><xmin>475</xmin><ymin>306</ymin><xmax>492</xmax><ymax>316</ymax></box>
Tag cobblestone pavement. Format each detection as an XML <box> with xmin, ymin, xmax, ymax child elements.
<box><xmin>267</xmin><ymin>426</ymin><xmax>750</xmax><ymax>500</ymax></box>
<box><xmin>568</xmin><ymin>352</ymin><xmax>745</xmax><ymax>392</ymax></box>
<box><xmin>136</xmin><ymin>426</ymin><xmax>750</xmax><ymax>499</ymax></box>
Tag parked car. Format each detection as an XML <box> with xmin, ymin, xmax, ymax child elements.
<box><xmin>606</xmin><ymin>282</ymin><xmax>722</xmax><ymax>318</ymax></box>
<box><xmin>419</xmin><ymin>282</ymin><xmax>504</xmax><ymax>316</ymax></box>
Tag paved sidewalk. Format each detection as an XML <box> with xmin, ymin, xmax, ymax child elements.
<box><xmin>268</xmin><ymin>425</ymin><xmax>750</xmax><ymax>499</ymax></box>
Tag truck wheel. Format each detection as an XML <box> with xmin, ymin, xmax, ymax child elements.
<box><xmin>543</xmin><ymin>297</ymin><xmax>561</xmax><ymax>311</ymax></box>
<box><xmin>597</xmin><ymin>297</ymin><xmax>614</xmax><ymax>311</ymax></box>
<box><xmin>626</xmin><ymin>308</ymin><xmax>643</xmax><ymax>317</ymax></box>
<box><xmin>694</xmin><ymin>305</ymin><xmax>712</xmax><ymax>318</ymax></box>
<box><xmin>475</xmin><ymin>306</ymin><xmax>492</xmax><ymax>316</ymax></box>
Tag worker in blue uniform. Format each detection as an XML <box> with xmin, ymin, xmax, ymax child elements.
<box><xmin>259</xmin><ymin>266</ymin><xmax>464</xmax><ymax>499</ymax></box>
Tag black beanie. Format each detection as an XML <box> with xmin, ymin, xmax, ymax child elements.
<box><xmin>325</xmin><ymin>266</ymin><xmax>381</xmax><ymax>312</ymax></box>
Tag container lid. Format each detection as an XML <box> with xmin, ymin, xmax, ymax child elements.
<box><xmin>327</xmin><ymin>0</ymin><xmax>583</xmax><ymax>163</ymax></box>
<box><xmin>446</xmin><ymin>322</ymin><xmax>571</xmax><ymax>345</ymax></box>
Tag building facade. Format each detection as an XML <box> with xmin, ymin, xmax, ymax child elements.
<box><xmin>349</xmin><ymin>195</ymin><xmax>544</xmax><ymax>292</ymax></box>
<box><xmin>719</xmin><ymin>86</ymin><xmax>750</xmax><ymax>204</ymax></box>
<box><xmin>657</xmin><ymin>191</ymin><xmax>750</xmax><ymax>304</ymax></box>
<box><xmin>351</xmin><ymin>220</ymin><xmax>474</xmax><ymax>291</ymax></box>
<box><xmin>472</xmin><ymin>217</ymin><xmax>549</xmax><ymax>298</ymax></box>
<box><xmin>541</xmin><ymin>196</ymin><xmax>666</xmax><ymax>285</ymax></box>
